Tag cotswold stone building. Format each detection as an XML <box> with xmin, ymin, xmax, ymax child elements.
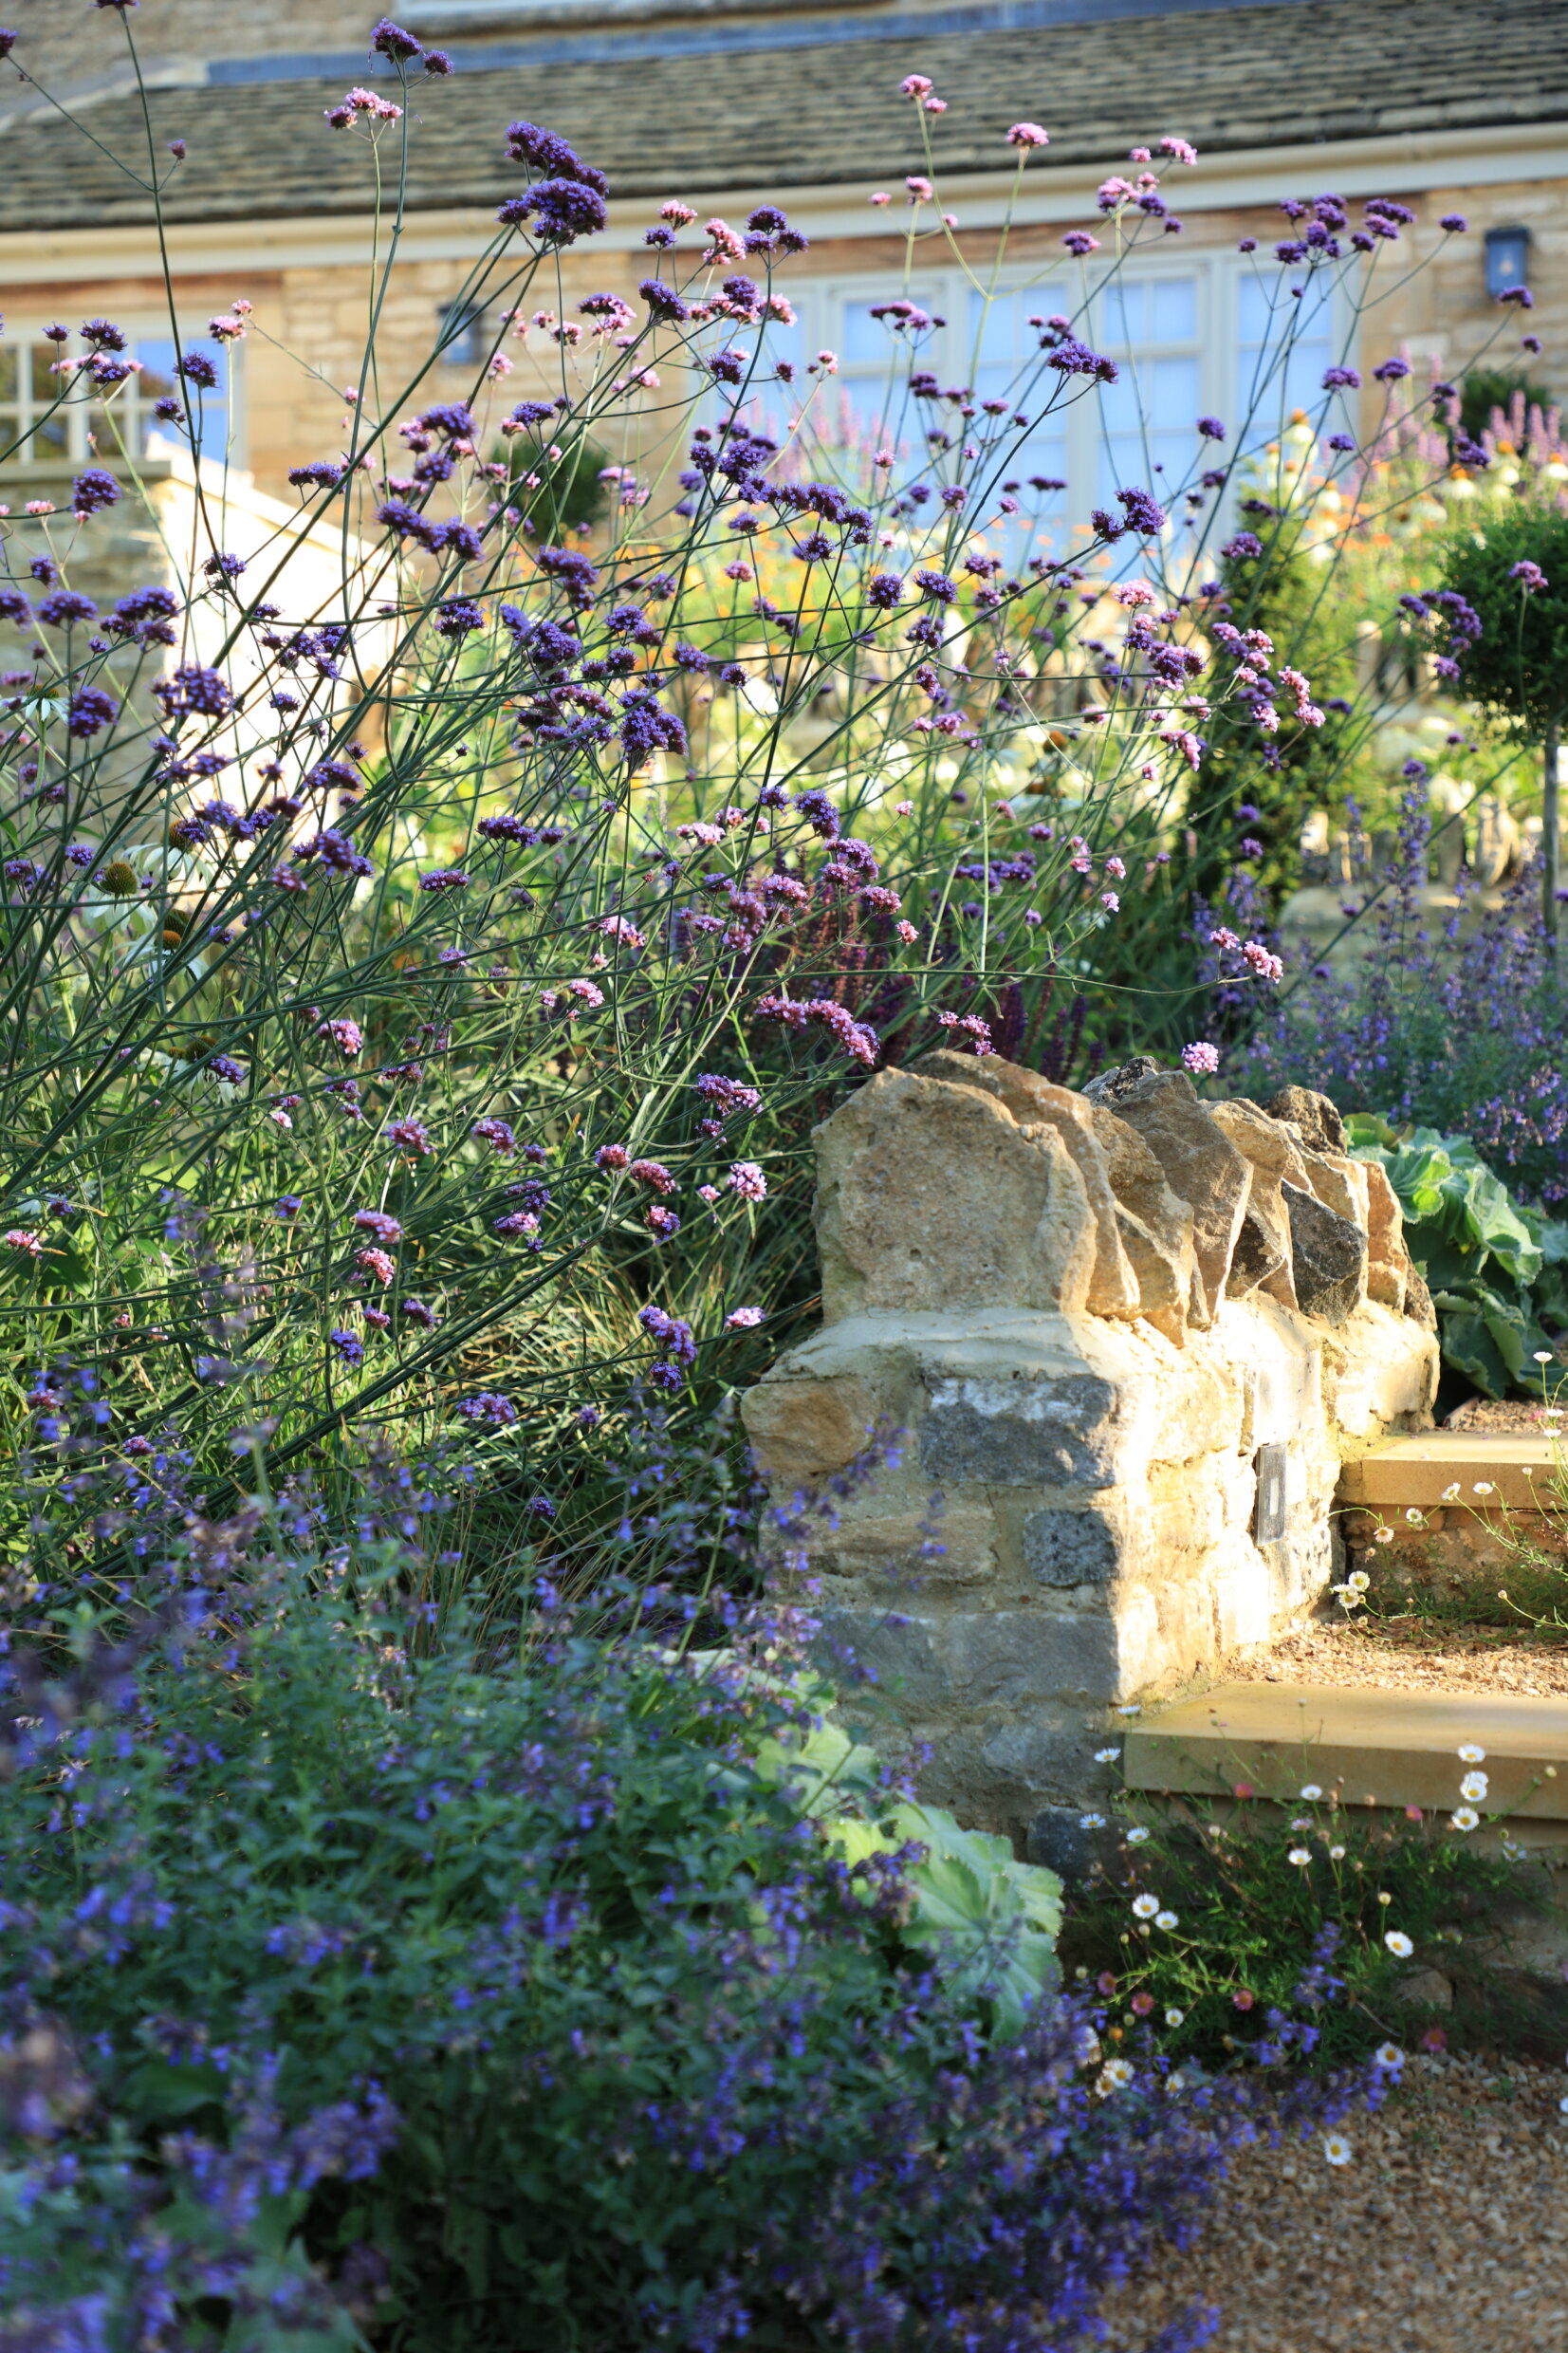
<box><xmin>1</xmin><ymin>0</ymin><xmax>1565</xmax><ymax>509</ymax></box>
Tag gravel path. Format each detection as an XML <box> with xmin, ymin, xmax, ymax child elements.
<box><xmin>1227</xmin><ymin>1617</ymin><xmax>1568</xmax><ymax>1697</ymax></box>
<box><xmin>1102</xmin><ymin>2054</ymin><xmax>1568</xmax><ymax>2351</ymax></box>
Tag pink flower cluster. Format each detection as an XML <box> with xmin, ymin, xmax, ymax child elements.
<box><xmin>754</xmin><ymin>993</ymin><xmax>878</xmax><ymax>1067</ymax></box>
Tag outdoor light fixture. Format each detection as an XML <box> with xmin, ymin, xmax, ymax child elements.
<box><xmin>1485</xmin><ymin>224</ymin><xmax>1531</xmax><ymax>299</ymax></box>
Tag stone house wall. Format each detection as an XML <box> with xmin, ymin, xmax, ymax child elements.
<box><xmin>741</xmin><ymin>1054</ymin><xmax>1439</xmax><ymax>1865</ymax></box>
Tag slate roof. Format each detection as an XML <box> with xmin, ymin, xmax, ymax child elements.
<box><xmin>5</xmin><ymin>0</ymin><xmax>1568</xmax><ymax>234</ymax></box>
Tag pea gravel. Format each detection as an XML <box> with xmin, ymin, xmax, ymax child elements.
<box><xmin>1100</xmin><ymin>2054</ymin><xmax>1568</xmax><ymax>2351</ymax></box>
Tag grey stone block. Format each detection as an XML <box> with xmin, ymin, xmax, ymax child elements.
<box><xmin>920</xmin><ymin>1373</ymin><xmax>1118</xmax><ymax>1489</ymax></box>
<box><xmin>820</xmin><ymin>1605</ymin><xmax>1121</xmax><ymax>1709</ymax></box>
<box><xmin>1022</xmin><ymin>1507</ymin><xmax>1119</xmax><ymax>1587</ymax></box>
<box><xmin>1282</xmin><ymin>1181</ymin><xmax>1365</xmax><ymax>1325</ymax></box>
<box><xmin>1024</xmin><ymin>1804</ymin><xmax>1118</xmax><ymax>1882</ymax></box>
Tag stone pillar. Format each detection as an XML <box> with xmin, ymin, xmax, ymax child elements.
<box><xmin>741</xmin><ymin>1059</ymin><xmax>1440</xmax><ymax>1862</ymax></box>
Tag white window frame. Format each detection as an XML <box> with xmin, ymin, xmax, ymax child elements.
<box><xmin>0</xmin><ymin>317</ymin><xmax>245</xmax><ymax>471</ymax></box>
<box><xmin>766</xmin><ymin>248</ymin><xmax>1356</xmax><ymax>559</ymax></box>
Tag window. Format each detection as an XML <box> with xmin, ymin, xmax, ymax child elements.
<box><xmin>0</xmin><ymin>342</ymin><xmax>73</xmax><ymax>463</ymax></box>
<box><xmin>437</xmin><ymin>296</ymin><xmax>489</xmax><ymax>368</ymax></box>
<box><xmin>1233</xmin><ymin>270</ymin><xmax>1336</xmax><ymax>457</ymax></box>
<box><xmin>1094</xmin><ymin>274</ymin><xmax>1202</xmax><ymax>510</ymax></box>
<box><xmin>0</xmin><ymin>327</ymin><xmax>235</xmax><ymax>466</ymax></box>
<box><xmin>968</xmin><ymin>283</ymin><xmax>1070</xmax><ymax>545</ymax></box>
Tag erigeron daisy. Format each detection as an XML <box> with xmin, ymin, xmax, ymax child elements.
<box><xmin>1300</xmin><ymin>1783</ymin><xmax>1322</xmax><ymax>1801</ymax></box>
<box><xmin>1079</xmin><ymin>1812</ymin><xmax>1107</xmax><ymax>1829</ymax></box>
<box><xmin>1442</xmin><ymin>1482</ymin><xmax>1462</xmax><ymax>1502</ymax></box>
<box><xmin>1374</xmin><ymin>1526</ymin><xmax>1393</xmax><ymax>1546</ymax></box>
<box><xmin>1385</xmin><ymin>1929</ymin><xmax>1414</xmax><ymax>1957</ymax></box>
<box><xmin>1460</xmin><ymin>1771</ymin><xmax>1488</xmax><ymax>1803</ymax></box>
<box><xmin>1404</xmin><ymin>1508</ymin><xmax>1425</xmax><ymax>1525</ymax></box>
<box><xmin>1288</xmin><ymin>1847</ymin><xmax>1312</xmax><ymax>1865</ymax></box>
<box><xmin>1450</xmin><ymin>1806</ymin><xmax>1480</xmax><ymax>1833</ymax></box>
<box><xmin>1374</xmin><ymin>2043</ymin><xmax>1403</xmax><ymax>2069</ymax></box>
<box><xmin>1126</xmin><ymin>1825</ymin><xmax>1151</xmax><ymax>1845</ymax></box>
<box><xmin>1132</xmin><ymin>1893</ymin><xmax>1160</xmax><ymax>1918</ymax></box>
<box><xmin>1154</xmin><ymin>1909</ymin><xmax>1179</xmax><ymax>1930</ymax></box>
<box><xmin>1166</xmin><ymin>2007</ymin><xmax>1185</xmax><ymax>2026</ymax></box>
<box><xmin>1535</xmin><ymin>1350</ymin><xmax>1555</xmax><ymax>1364</ymax></box>
<box><xmin>1377</xmin><ymin>1891</ymin><xmax>1393</xmax><ymax>1906</ymax></box>
<box><xmin>1095</xmin><ymin>1746</ymin><xmax>1120</xmax><ymax>1763</ymax></box>
<box><xmin>1322</xmin><ymin>2133</ymin><xmax>1353</xmax><ymax>2166</ymax></box>
<box><xmin>1348</xmin><ymin>1570</ymin><xmax>1371</xmax><ymax>1592</ymax></box>
<box><xmin>1330</xmin><ymin>1843</ymin><xmax>1346</xmax><ymax>1860</ymax></box>
<box><xmin>1458</xmin><ymin>1744</ymin><xmax>1485</xmax><ymax>1764</ymax></box>
<box><xmin>1098</xmin><ymin>2058</ymin><xmax>1134</xmax><ymax>2094</ymax></box>
<box><xmin>1472</xmin><ymin>1480</ymin><xmax>1494</xmax><ymax>1496</ymax></box>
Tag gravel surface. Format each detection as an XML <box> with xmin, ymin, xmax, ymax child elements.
<box><xmin>1445</xmin><ymin>1399</ymin><xmax>1567</xmax><ymax>1434</ymax></box>
<box><xmin>1227</xmin><ymin>1617</ymin><xmax>1568</xmax><ymax>1697</ymax></box>
<box><xmin>1102</xmin><ymin>2054</ymin><xmax>1568</xmax><ymax>2351</ymax></box>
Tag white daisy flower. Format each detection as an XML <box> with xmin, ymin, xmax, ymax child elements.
<box><xmin>1098</xmin><ymin>2057</ymin><xmax>1134</xmax><ymax>2094</ymax></box>
<box><xmin>1374</xmin><ymin>1526</ymin><xmax>1393</xmax><ymax>1546</ymax></box>
<box><xmin>1441</xmin><ymin>1482</ymin><xmax>1462</xmax><ymax>1502</ymax></box>
<box><xmin>1559</xmin><ymin>2094</ymin><xmax>1568</xmax><ymax>2116</ymax></box>
<box><xmin>1450</xmin><ymin>1806</ymin><xmax>1480</xmax><ymax>1833</ymax></box>
<box><xmin>1095</xmin><ymin>1747</ymin><xmax>1120</xmax><ymax>1764</ymax></box>
<box><xmin>1457</xmin><ymin>1744</ymin><xmax>1486</xmax><ymax>1764</ymax></box>
<box><xmin>1374</xmin><ymin>2043</ymin><xmax>1403</xmax><ymax>2069</ymax></box>
<box><xmin>1300</xmin><ymin>1784</ymin><xmax>1323</xmax><ymax>1801</ymax></box>
<box><xmin>1348</xmin><ymin>1570</ymin><xmax>1371</xmax><ymax>1591</ymax></box>
<box><xmin>1472</xmin><ymin>1481</ymin><xmax>1494</xmax><ymax>1496</ymax></box>
<box><xmin>1384</xmin><ymin>1929</ymin><xmax>1413</xmax><ymax>1957</ymax></box>
<box><xmin>1079</xmin><ymin>1812</ymin><xmax>1107</xmax><ymax>1829</ymax></box>
<box><xmin>1154</xmin><ymin>1909</ymin><xmax>1179</xmax><ymax>1931</ymax></box>
<box><xmin>1535</xmin><ymin>1350</ymin><xmax>1556</xmax><ymax>1364</ymax></box>
<box><xmin>1288</xmin><ymin>1847</ymin><xmax>1312</xmax><ymax>1866</ymax></box>
<box><xmin>1330</xmin><ymin>1843</ymin><xmax>1346</xmax><ymax>1860</ymax></box>
<box><xmin>1166</xmin><ymin>2007</ymin><xmax>1185</xmax><ymax>2027</ymax></box>
<box><xmin>1404</xmin><ymin>1508</ymin><xmax>1426</xmax><ymax>1525</ymax></box>
<box><xmin>1460</xmin><ymin>1771</ymin><xmax>1488</xmax><ymax>1803</ymax></box>
<box><xmin>1132</xmin><ymin>1893</ymin><xmax>1160</xmax><ymax>1919</ymax></box>
<box><xmin>1166</xmin><ymin>2069</ymin><xmax>1188</xmax><ymax>2095</ymax></box>
<box><xmin>1322</xmin><ymin>2133</ymin><xmax>1353</xmax><ymax>2166</ymax></box>
<box><xmin>1125</xmin><ymin>1826</ymin><xmax>1151</xmax><ymax>1845</ymax></box>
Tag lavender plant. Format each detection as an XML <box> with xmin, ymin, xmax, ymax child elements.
<box><xmin>0</xmin><ymin>12</ymin><xmax>1517</xmax><ymax>1580</ymax></box>
<box><xmin>0</xmin><ymin>1460</ymin><xmax>1355</xmax><ymax>2353</ymax></box>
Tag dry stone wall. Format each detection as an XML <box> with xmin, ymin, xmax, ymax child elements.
<box><xmin>741</xmin><ymin>1054</ymin><xmax>1440</xmax><ymax>1868</ymax></box>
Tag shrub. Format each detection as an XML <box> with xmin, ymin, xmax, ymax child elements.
<box><xmin>1234</xmin><ymin>788</ymin><xmax>1568</xmax><ymax>1214</ymax></box>
<box><xmin>1347</xmin><ymin>1116</ymin><xmax>1568</xmax><ymax>1395</ymax></box>
<box><xmin>0</xmin><ymin>1473</ymin><xmax>1333</xmax><ymax>2353</ymax></box>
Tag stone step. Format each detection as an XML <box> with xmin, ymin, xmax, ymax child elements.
<box><xmin>1337</xmin><ymin>1433</ymin><xmax>1561</xmax><ymax>1515</ymax></box>
<box><xmin>1123</xmin><ymin>1679</ymin><xmax>1568</xmax><ymax>1822</ymax></box>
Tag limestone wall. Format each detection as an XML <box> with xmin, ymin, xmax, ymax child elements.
<box><xmin>741</xmin><ymin>1053</ymin><xmax>1439</xmax><ymax>1863</ymax></box>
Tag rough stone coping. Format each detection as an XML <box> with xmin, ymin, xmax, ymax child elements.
<box><xmin>1338</xmin><ymin>1434</ymin><xmax>1563</xmax><ymax>1513</ymax></box>
<box><xmin>1123</xmin><ymin>1680</ymin><xmax>1568</xmax><ymax>1820</ymax></box>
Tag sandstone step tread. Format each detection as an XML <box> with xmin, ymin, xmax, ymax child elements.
<box><xmin>1124</xmin><ymin>1677</ymin><xmax>1568</xmax><ymax>1818</ymax></box>
<box><xmin>1339</xmin><ymin>1430</ymin><xmax>1562</xmax><ymax>1510</ymax></box>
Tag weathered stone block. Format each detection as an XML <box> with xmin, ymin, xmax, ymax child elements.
<box><xmin>920</xmin><ymin>1373</ymin><xmax>1119</xmax><ymax>1489</ymax></box>
<box><xmin>1022</xmin><ymin>1507</ymin><xmax>1119</xmax><ymax>1586</ymax></box>
<box><xmin>813</xmin><ymin>1066</ymin><xmax>1097</xmax><ymax>1323</ymax></box>
<box><xmin>1282</xmin><ymin>1181</ymin><xmax>1366</xmax><ymax>1325</ymax></box>
<box><xmin>916</xmin><ymin>1051</ymin><xmax>1141</xmax><ymax>1318</ymax></box>
<box><xmin>1082</xmin><ymin>1065</ymin><xmax>1250</xmax><ymax>1323</ymax></box>
<box><xmin>740</xmin><ymin>1372</ymin><xmax>882</xmax><ymax>1484</ymax></box>
<box><xmin>821</xmin><ymin>1605</ymin><xmax>1123</xmax><ymax>1708</ymax></box>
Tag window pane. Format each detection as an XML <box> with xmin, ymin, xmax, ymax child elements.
<box><xmin>0</xmin><ymin>345</ymin><xmax>18</xmax><ymax>404</ymax></box>
<box><xmin>967</xmin><ymin>286</ymin><xmax>1071</xmax><ymax>546</ymax></box>
<box><xmin>1234</xmin><ymin>271</ymin><xmax>1334</xmax><ymax>452</ymax></box>
<box><xmin>1096</xmin><ymin>353</ymin><xmax>1200</xmax><ymax>506</ymax></box>
<box><xmin>30</xmin><ymin>344</ymin><xmax>68</xmax><ymax>457</ymax></box>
